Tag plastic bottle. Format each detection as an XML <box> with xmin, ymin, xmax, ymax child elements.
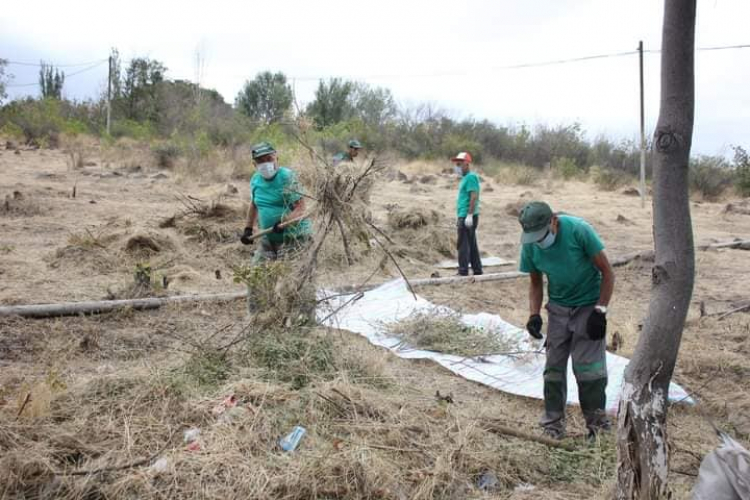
<box><xmin>279</xmin><ymin>425</ymin><xmax>306</xmax><ymax>452</ymax></box>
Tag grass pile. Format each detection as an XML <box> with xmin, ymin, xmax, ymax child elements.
<box><xmin>389</xmin><ymin>310</ymin><xmax>520</xmax><ymax>357</ymax></box>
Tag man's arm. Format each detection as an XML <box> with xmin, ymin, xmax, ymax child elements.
<box><xmin>592</xmin><ymin>251</ymin><xmax>615</xmax><ymax>307</ymax></box>
<box><xmin>529</xmin><ymin>271</ymin><xmax>544</xmax><ymax>315</ymax></box>
<box><xmin>468</xmin><ymin>191</ymin><xmax>477</xmax><ymax>214</ymax></box>
<box><xmin>282</xmin><ymin>198</ymin><xmax>305</xmax><ymax>225</ymax></box>
<box><xmin>246</xmin><ymin>202</ymin><xmax>257</xmax><ymax>229</ymax></box>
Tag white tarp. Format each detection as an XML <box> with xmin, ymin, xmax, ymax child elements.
<box><xmin>436</xmin><ymin>257</ymin><xmax>515</xmax><ymax>269</ymax></box>
<box><xmin>320</xmin><ymin>279</ymin><xmax>692</xmax><ymax>413</ymax></box>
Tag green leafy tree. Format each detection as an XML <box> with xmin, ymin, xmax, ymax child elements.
<box><xmin>235</xmin><ymin>71</ymin><xmax>292</xmax><ymax>124</ymax></box>
<box><xmin>351</xmin><ymin>83</ymin><xmax>398</xmax><ymax>127</ymax></box>
<box><xmin>307</xmin><ymin>78</ymin><xmax>356</xmax><ymax>129</ymax></box>
<box><xmin>118</xmin><ymin>57</ymin><xmax>167</xmax><ymax>122</ymax></box>
<box><xmin>39</xmin><ymin>62</ymin><xmax>65</xmax><ymax>99</ymax></box>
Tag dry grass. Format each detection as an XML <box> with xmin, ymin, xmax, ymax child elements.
<box><xmin>388</xmin><ymin>310</ymin><xmax>521</xmax><ymax>357</ymax></box>
<box><xmin>387</xmin><ymin>207</ymin><xmax>440</xmax><ymax>230</ymax></box>
<box><xmin>2</xmin><ymin>146</ymin><xmax>750</xmax><ymax>499</ymax></box>
<box><xmin>0</xmin><ymin>301</ymin><xmax>619</xmax><ymax>499</ymax></box>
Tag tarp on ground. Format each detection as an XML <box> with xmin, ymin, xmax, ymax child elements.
<box><xmin>319</xmin><ymin>279</ymin><xmax>692</xmax><ymax>413</ymax></box>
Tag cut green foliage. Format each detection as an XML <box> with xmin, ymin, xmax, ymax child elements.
<box><xmin>389</xmin><ymin>310</ymin><xmax>520</xmax><ymax>357</ymax></box>
<box><xmin>245</xmin><ymin>329</ymin><xmax>337</xmax><ymax>390</ymax></box>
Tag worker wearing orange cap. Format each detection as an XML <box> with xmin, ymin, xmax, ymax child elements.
<box><xmin>453</xmin><ymin>151</ymin><xmax>482</xmax><ymax>276</ymax></box>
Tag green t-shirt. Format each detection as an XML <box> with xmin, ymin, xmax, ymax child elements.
<box><xmin>456</xmin><ymin>171</ymin><xmax>480</xmax><ymax>218</ymax></box>
<box><xmin>519</xmin><ymin>215</ymin><xmax>605</xmax><ymax>307</ymax></box>
<box><xmin>250</xmin><ymin>167</ymin><xmax>312</xmax><ymax>244</ymax></box>
<box><xmin>332</xmin><ymin>152</ymin><xmax>353</xmax><ymax>164</ymax></box>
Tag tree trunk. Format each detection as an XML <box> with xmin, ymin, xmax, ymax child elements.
<box><xmin>616</xmin><ymin>1</ymin><xmax>696</xmax><ymax>498</ymax></box>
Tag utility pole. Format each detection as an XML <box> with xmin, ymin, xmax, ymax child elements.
<box><xmin>106</xmin><ymin>54</ymin><xmax>112</xmax><ymax>136</ymax></box>
<box><xmin>638</xmin><ymin>40</ymin><xmax>647</xmax><ymax>208</ymax></box>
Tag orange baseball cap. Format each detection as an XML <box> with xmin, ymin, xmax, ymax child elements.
<box><xmin>451</xmin><ymin>151</ymin><xmax>472</xmax><ymax>163</ymax></box>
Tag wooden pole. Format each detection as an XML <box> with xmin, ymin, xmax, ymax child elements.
<box><xmin>106</xmin><ymin>54</ymin><xmax>112</xmax><ymax>136</ymax></box>
<box><xmin>0</xmin><ymin>291</ymin><xmax>245</xmax><ymax>318</ymax></box>
<box><xmin>639</xmin><ymin>40</ymin><xmax>647</xmax><ymax>208</ymax></box>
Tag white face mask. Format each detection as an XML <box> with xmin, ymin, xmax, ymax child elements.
<box><xmin>536</xmin><ymin>230</ymin><xmax>557</xmax><ymax>249</ymax></box>
<box><xmin>257</xmin><ymin>162</ymin><xmax>277</xmax><ymax>179</ymax></box>
<box><xmin>454</xmin><ymin>166</ymin><xmax>463</xmax><ymax>176</ymax></box>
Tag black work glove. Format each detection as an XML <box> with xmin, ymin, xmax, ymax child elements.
<box><xmin>272</xmin><ymin>221</ymin><xmax>284</xmax><ymax>234</ymax></box>
<box><xmin>586</xmin><ymin>309</ymin><xmax>607</xmax><ymax>340</ymax></box>
<box><xmin>240</xmin><ymin>226</ymin><xmax>254</xmax><ymax>245</ymax></box>
<box><xmin>526</xmin><ymin>314</ymin><xmax>543</xmax><ymax>340</ymax></box>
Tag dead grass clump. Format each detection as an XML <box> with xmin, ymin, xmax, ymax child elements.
<box><xmin>2</xmin><ymin>191</ymin><xmax>46</xmax><ymax>217</ymax></box>
<box><xmin>504</xmin><ymin>200</ymin><xmax>526</xmax><ymax>217</ymax></box>
<box><xmin>167</xmin><ymin>195</ymin><xmax>243</xmax><ymax>244</ymax></box>
<box><xmin>723</xmin><ymin>202</ymin><xmax>750</xmax><ymax>216</ymax></box>
<box><xmin>389</xmin><ymin>310</ymin><xmax>521</xmax><ymax>357</ymax></box>
<box><xmin>387</xmin><ymin>208</ymin><xmax>440</xmax><ymax>230</ymax></box>
<box><xmin>123</xmin><ymin>232</ymin><xmax>173</xmax><ymax>256</ymax></box>
<box><xmin>67</xmin><ymin>228</ymin><xmax>118</xmax><ymax>250</ymax></box>
<box><xmin>394</xmin><ymin>226</ymin><xmax>456</xmax><ymax>260</ymax></box>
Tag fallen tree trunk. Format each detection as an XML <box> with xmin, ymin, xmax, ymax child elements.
<box><xmin>0</xmin><ymin>292</ymin><xmax>246</xmax><ymax>318</ymax></box>
<box><xmin>3</xmin><ymin>239</ymin><xmax>748</xmax><ymax>319</ymax></box>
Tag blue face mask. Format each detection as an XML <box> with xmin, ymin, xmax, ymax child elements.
<box><xmin>454</xmin><ymin>166</ymin><xmax>463</xmax><ymax>176</ymax></box>
<box><xmin>536</xmin><ymin>230</ymin><xmax>557</xmax><ymax>249</ymax></box>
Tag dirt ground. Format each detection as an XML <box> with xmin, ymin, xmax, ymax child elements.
<box><xmin>1</xmin><ymin>145</ymin><xmax>749</xmax><ymax>499</ymax></box>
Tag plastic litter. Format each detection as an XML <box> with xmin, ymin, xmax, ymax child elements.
<box><xmin>476</xmin><ymin>471</ymin><xmax>499</xmax><ymax>491</ymax></box>
<box><xmin>149</xmin><ymin>457</ymin><xmax>169</xmax><ymax>473</ymax></box>
<box><xmin>212</xmin><ymin>395</ymin><xmax>238</xmax><ymax>417</ymax></box>
<box><xmin>183</xmin><ymin>428</ymin><xmax>201</xmax><ymax>444</ymax></box>
<box><xmin>514</xmin><ymin>483</ymin><xmax>536</xmax><ymax>492</ymax></box>
<box><xmin>692</xmin><ymin>431</ymin><xmax>750</xmax><ymax>500</ymax></box>
<box><xmin>279</xmin><ymin>426</ymin><xmax>306</xmax><ymax>452</ymax></box>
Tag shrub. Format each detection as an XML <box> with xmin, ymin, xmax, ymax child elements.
<box><xmin>554</xmin><ymin>156</ymin><xmax>582</xmax><ymax>180</ymax></box>
<box><xmin>152</xmin><ymin>141</ymin><xmax>182</xmax><ymax>168</ymax></box>
<box><xmin>0</xmin><ymin>98</ymin><xmax>66</xmax><ymax>146</ymax></box>
<box><xmin>0</xmin><ymin>122</ymin><xmax>24</xmax><ymax>140</ymax></box>
<box><xmin>109</xmin><ymin>119</ymin><xmax>155</xmax><ymax>141</ymax></box>
<box><xmin>690</xmin><ymin>155</ymin><xmax>734</xmax><ymax>200</ymax></box>
<box><xmin>733</xmin><ymin>146</ymin><xmax>750</xmax><ymax>197</ymax></box>
<box><xmin>591</xmin><ymin>165</ymin><xmax>631</xmax><ymax>191</ymax></box>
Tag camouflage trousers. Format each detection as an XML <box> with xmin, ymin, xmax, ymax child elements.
<box><xmin>541</xmin><ymin>302</ymin><xmax>610</xmax><ymax>436</ymax></box>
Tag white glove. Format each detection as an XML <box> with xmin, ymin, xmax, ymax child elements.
<box><xmin>464</xmin><ymin>214</ymin><xmax>474</xmax><ymax>228</ymax></box>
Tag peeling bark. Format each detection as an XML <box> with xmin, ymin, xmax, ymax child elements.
<box><xmin>616</xmin><ymin>1</ymin><xmax>696</xmax><ymax>498</ymax></box>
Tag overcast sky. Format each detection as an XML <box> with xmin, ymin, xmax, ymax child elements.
<box><xmin>2</xmin><ymin>0</ymin><xmax>749</xmax><ymax>156</ymax></box>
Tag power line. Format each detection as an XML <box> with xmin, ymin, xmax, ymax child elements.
<box><xmin>697</xmin><ymin>43</ymin><xmax>750</xmax><ymax>51</ymax></box>
<box><xmin>3</xmin><ymin>58</ymin><xmax>108</xmax><ymax>68</ymax></box>
<box><xmin>6</xmin><ymin>60</ymin><xmax>107</xmax><ymax>88</ymax></box>
<box><xmin>287</xmin><ymin>42</ymin><xmax>750</xmax><ymax>81</ymax></box>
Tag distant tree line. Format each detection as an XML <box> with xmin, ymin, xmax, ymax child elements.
<box><xmin>0</xmin><ymin>55</ymin><xmax>748</xmax><ymax>197</ymax></box>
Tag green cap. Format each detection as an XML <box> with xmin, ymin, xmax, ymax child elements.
<box><xmin>251</xmin><ymin>142</ymin><xmax>276</xmax><ymax>160</ymax></box>
<box><xmin>518</xmin><ymin>201</ymin><xmax>553</xmax><ymax>244</ymax></box>
<box><xmin>348</xmin><ymin>139</ymin><xmax>362</xmax><ymax>149</ymax></box>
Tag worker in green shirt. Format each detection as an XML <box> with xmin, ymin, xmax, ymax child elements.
<box><xmin>453</xmin><ymin>151</ymin><xmax>482</xmax><ymax>276</ymax></box>
<box><xmin>517</xmin><ymin>201</ymin><xmax>615</xmax><ymax>440</ymax></box>
<box><xmin>240</xmin><ymin>142</ymin><xmax>314</xmax><ymax>315</ymax></box>
<box><xmin>332</xmin><ymin>139</ymin><xmax>362</xmax><ymax>166</ymax></box>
